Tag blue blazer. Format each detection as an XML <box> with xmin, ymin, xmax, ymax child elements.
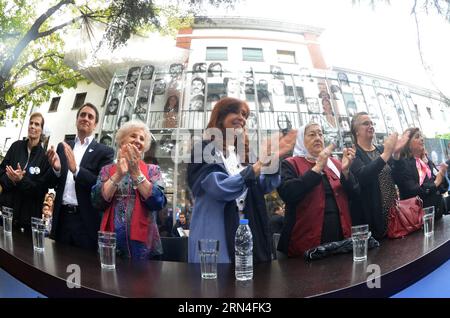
<box><xmin>50</xmin><ymin>139</ymin><xmax>114</xmax><ymax>247</ymax></box>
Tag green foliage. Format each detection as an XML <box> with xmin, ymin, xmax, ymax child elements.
<box><xmin>0</xmin><ymin>0</ymin><xmax>236</xmax><ymax>124</ymax></box>
<box><xmin>437</xmin><ymin>133</ymin><xmax>450</xmax><ymax>139</ymax></box>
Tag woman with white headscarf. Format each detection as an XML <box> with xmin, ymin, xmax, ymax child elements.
<box><xmin>277</xmin><ymin>122</ymin><xmax>359</xmax><ymax>257</ymax></box>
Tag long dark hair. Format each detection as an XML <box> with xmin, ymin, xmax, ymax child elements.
<box><xmin>400</xmin><ymin>127</ymin><xmax>420</xmax><ymax>159</ymax></box>
<box><xmin>206</xmin><ymin>97</ymin><xmax>250</xmax><ymax>163</ymax></box>
<box><xmin>164</xmin><ymin>95</ymin><xmax>179</xmax><ymax>112</ymax></box>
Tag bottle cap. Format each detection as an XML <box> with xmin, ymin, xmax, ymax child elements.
<box><xmin>239</xmin><ymin>219</ymin><xmax>249</xmax><ymax>225</ymax></box>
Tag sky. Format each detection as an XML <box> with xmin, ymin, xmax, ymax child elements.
<box><xmin>211</xmin><ymin>0</ymin><xmax>450</xmax><ymax>96</ymax></box>
<box><xmin>30</xmin><ymin>0</ymin><xmax>450</xmax><ymax>97</ymax></box>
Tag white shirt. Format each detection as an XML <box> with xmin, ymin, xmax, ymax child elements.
<box><xmin>62</xmin><ymin>135</ymin><xmax>94</xmax><ymax>206</ymax></box>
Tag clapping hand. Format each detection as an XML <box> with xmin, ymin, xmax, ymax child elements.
<box><xmin>115</xmin><ymin>147</ymin><xmax>129</xmax><ymax>179</ymax></box>
<box><xmin>383</xmin><ymin>133</ymin><xmax>398</xmax><ymax>157</ymax></box>
<box><xmin>393</xmin><ymin>130</ymin><xmax>411</xmax><ymax>159</ymax></box>
<box><xmin>259</xmin><ymin>129</ymin><xmax>297</xmax><ymax>174</ymax></box>
<box><xmin>312</xmin><ymin>143</ymin><xmax>335</xmax><ymax>174</ymax></box>
<box><xmin>439</xmin><ymin>163</ymin><xmax>448</xmax><ymax>177</ymax></box>
<box><xmin>122</xmin><ymin>144</ymin><xmax>141</xmax><ymax>178</ymax></box>
<box><xmin>46</xmin><ymin>145</ymin><xmax>61</xmax><ymax>171</ymax></box>
<box><xmin>5</xmin><ymin>163</ymin><xmax>25</xmax><ymax>183</ymax></box>
<box><xmin>341</xmin><ymin>147</ymin><xmax>356</xmax><ymax>178</ymax></box>
<box><xmin>62</xmin><ymin>142</ymin><xmax>77</xmax><ymax>173</ymax></box>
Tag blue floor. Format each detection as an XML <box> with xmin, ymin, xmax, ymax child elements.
<box><xmin>0</xmin><ymin>268</ymin><xmax>46</xmax><ymax>298</ymax></box>
<box><xmin>392</xmin><ymin>259</ymin><xmax>450</xmax><ymax>298</ymax></box>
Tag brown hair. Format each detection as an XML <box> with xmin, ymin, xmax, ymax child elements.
<box><xmin>164</xmin><ymin>95</ymin><xmax>179</xmax><ymax>112</ymax></box>
<box><xmin>76</xmin><ymin>102</ymin><xmax>99</xmax><ymax>124</ymax></box>
<box><xmin>350</xmin><ymin>111</ymin><xmax>368</xmax><ymax>143</ymax></box>
<box><xmin>206</xmin><ymin>97</ymin><xmax>250</xmax><ymax>163</ymax></box>
<box><xmin>29</xmin><ymin>112</ymin><xmax>44</xmax><ymax>129</ymax></box>
<box><xmin>400</xmin><ymin>127</ymin><xmax>420</xmax><ymax>159</ymax></box>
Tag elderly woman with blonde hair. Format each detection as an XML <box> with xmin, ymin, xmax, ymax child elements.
<box><xmin>91</xmin><ymin>120</ymin><xmax>167</xmax><ymax>260</ymax></box>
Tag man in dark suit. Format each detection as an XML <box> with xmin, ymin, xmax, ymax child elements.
<box><xmin>47</xmin><ymin>103</ymin><xmax>114</xmax><ymax>250</ymax></box>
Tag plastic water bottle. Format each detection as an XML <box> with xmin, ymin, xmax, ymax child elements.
<box><xmin>235</xmin><ymin>218</ymin><xmax>253</xmax><ymax>281</ymax></box>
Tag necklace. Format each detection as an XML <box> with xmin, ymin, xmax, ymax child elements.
<box><xmin>358</xmin><ymin>143</ymin><xmax>375</xmax><ymax>152</ymax></box>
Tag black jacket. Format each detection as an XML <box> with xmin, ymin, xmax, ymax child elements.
<box><xmin>392</xmin><ymin>157</ymin><xmax>448</xmax><ymax>219</ymax></box>
<box><xmin>50</xmin><ymin>139</ymin><xmax>114</xmax><ymax>249</ymax></box>
<box><xmin>0</xmin><ymin>140</ymin><xmax>53</xmax><ymax>229</ymax></box>
<box><xmin>171</xmin><ymin>220</ymin><xmax>190</xmax><ymax>237</ymax></box>
<box><xmin>350</xmin><ymin>145</ymin><xmax>395</xmax><ymax>239</ymax></box>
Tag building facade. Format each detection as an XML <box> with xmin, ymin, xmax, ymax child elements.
<box><xmin>2</xmin><ymin>16</ymin><xmax>449</xmax><ymax>216</ymax></box>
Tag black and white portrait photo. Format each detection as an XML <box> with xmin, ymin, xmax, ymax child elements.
<box><xmin>127</xmin><ymin>66</ymin><xmax>140</xmax><ymax>83</ymax></box>
<box><xmin>192</xmin><ymin>62</ymin><xmax>206</xmax><ymax>74</ymax></box>
<box><xmin>100</xmin><ymin>134</ymin><xmax>113</xmax><ymax>147</ymax></box>
<box><xmin>106</xmin><ymin>98</ymin><xmax>119</xmax><ymax>115</ymax></box>
<box><xmin>190</xmin><ymin>77</ymin><xmax>205</xmax><ymax>96</ymax></box>
<box><xmin>124</xmin><ymin>81</ymin><xmax>137</xmax><ymax>97</ymax></box>
<box><xmin>270</xmin><ymin>65</ymin><xmax>284</xmax><ymax>80</ymax></box>
<box><xmin>117</xmin><ymin>114</ymin><xmax>130</xmax><ymax>129</ymax></box>
<box><xmin>207</xmin><ymin>63</ymin><xmax>223</xmax><ymax>77</ymax></box>
<box><xmin>169</xmin><ymin>63</ymin><xmax>184</xmax><ymax>78</ymax></box>
<box><xmin>189</xmin><ymin>94</ymin><xmax>205</xmax><ymax>111</ymax></box>
<box><xmin>153</xmin><ymin>79</ymin><xmax>166</xmax><ymax>95</ymax></box>
<box><xmin>257</xmin><ymin>91</ymin><xmax>274</xmax><ymax>112</ymax></box>
<box><xmin>140</xmin><ymin>65</ymin><xmax>154</xmax><ymax>80</ymax></box>
<box><xmin>134</xmin><ymin>97</ymin><xmax>148</xmax><ymax>115</ymax></box>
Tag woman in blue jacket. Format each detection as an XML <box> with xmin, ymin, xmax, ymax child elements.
<box><xmin>187</xmin><ymin>97</ymin><xmax>296</xmax><ymax>263</ymax></box>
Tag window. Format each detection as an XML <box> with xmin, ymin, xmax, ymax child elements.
<box><xmin>426</xmin><ymin>107</ymin><xmax>433</xmax><ymax>119</ymax></box>
<box><xmin>284</xmin><ymin>85</ymin><xmax>304</xmax><ymax>103</ymax></box>
<box><xmin>72</xmin><ymin>92</ymin><xmax>87</xmax><ymax>109</ymax></box>
<box><xmin>277</xmin><ymin>50</ymin><xmax>296</xmax><ymax>64</ymax></box>
<box><xmin>101</xmin><ymin>90</ymin><xmax>108</xmax><ymax>107</ymax></box>
<box><xmin>206</xmin><ymin>47</ymin><xmax>228</xmax><ymax>60</ymax></box>
<box><xmin>48</xmin><ymin>97</ymin><xmax>61</xmax><ymax>112</ymax></box>
<box><xmin>242</xmin><ymin>48</ymin><xmax>263</xmax><ymax>62</ymax></box>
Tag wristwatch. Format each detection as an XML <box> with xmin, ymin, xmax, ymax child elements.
<box><xmin>132</xmin><ymin>174</ymin><xmax>146</xmax><ymax>189</ymax></box>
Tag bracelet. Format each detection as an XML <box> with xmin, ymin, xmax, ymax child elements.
<box><xmin>109</xmin><ymin>176</ymin><xmax>119</xmax><ymax>188</ymax></box>
<box><xmin>132</xmin><ymin>174</ymin><xmax>146</xmax><ymax>189</ymax></box>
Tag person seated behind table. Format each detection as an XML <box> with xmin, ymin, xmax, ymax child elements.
<box><xmin>269</xmin><ymin>205</ymin><xmax>285</xmax><ymax>235</ymax></box>
<box><xmin>187</xmin><ymin>97</ymin><xmax>297</xmax><ymax>264</ymax></box>
<box><xmin>91</xmin><ymin>120</ymin><xmax>167</xmax><ymax>260</ymax></box>
<box><xmin>392</xmin><ymin>127</ymin><xmax>448</xmax><ymax>219</ymax></box>
<box><xmin>42</xmin><ymin>202</ymin><xmax>52</xmax><ymax>235</ymax></box>
<box><xmin>277</xmin><ymin>122</ymin><xmax>360</xmax><ymax>257</ymax></box>
<box><xmin>171</xmin><ymin>211</ymin><xmax>190</xmax><ymax>237</ymax></box>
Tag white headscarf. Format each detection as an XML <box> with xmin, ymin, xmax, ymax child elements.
<box><xmin>293</xmin><ymin>123</ymin><xmax>341</xmax><ymax>178</ymax></box>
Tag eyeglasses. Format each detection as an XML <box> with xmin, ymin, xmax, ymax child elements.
<box><xmin>360</xmin><ymin>121</ymin><xmax>375</xmax><ymax>127</ymax></box>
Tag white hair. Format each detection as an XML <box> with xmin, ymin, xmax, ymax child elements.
<box><xmin>115</xmin><ymin>120</ymin><xmax>152</xmax><ymax>152</ymax></box>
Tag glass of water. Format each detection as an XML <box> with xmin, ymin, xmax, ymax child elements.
<box><xmin>351</xmin><ymin>224</ymin><xmax>370</xmax><ymax>262</ymax></box>
<box><xmin>98</xmin><ymin>231</ymin><xmax>116</xmax><ymax>270</ymax></box>
<box><xmin>423</xmin><ymin>206</ymin><xmax>435</xmax><ymax>237</ymax></box>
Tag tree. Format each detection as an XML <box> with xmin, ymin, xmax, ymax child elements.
<box><xmin>0</xmin><ymin>0</ymin><xmax>237</xmax><ymax>122</ymax></box>
<box><xmin>353</xmin><ymin>0</ymin><xmax>450</xmax><ymax>105</ymax></box>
